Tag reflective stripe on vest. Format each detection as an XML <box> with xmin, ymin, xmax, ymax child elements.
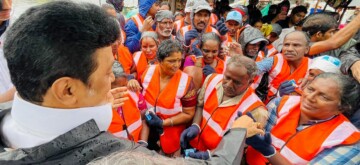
<box><xmin>142</xmin><ymin>65</ymin><xmax>189</xmax><ymax>116</ymax></box>
<box><xmin>204</xmin><ymin>74</ymin><xmax>223</xmax><ymax>101</ymax></box>
<box><xmin>267</xmin><ymin>44</ymin><xmax>278</xmax><ymax>57</ymax></box>
<box><xmin>133</xmin><ymin>51</ymin><xmax>142</xmax><ymax>67</ymax></box>
<box><xmin>112</xmin><ymin>91</ymin><xmax>142</xmax><ymax>141</ymax></box>
<box><xmin>174</xmin><ymin>19</ymin><xmax>184</xmax><ymax>31</ymax></box>
<box><xmin>132</xmin><ymin>14</ymin><xmax>144</xmax><ymax>31</ymax></box>
<box><xmin>202</xmin><ymin>74</ymin><xmax>264</xmax><ymax>139</ymax></box>
<box><xmin>113</xmin><ymin>117</ymin><xmax>142</xmax><ymax>139</ymax></box>
<box><xmin>270</xmin><ymin>96</ymin><xmax>360</xmax><ymax>164</ymax></box>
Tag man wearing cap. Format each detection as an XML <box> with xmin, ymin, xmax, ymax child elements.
<box><xmin>176</xmin><ymin>0</ymin><xmax>228</xmax><ymax>54</ymax></box>
<box><xmin>124</xmin><ymin>0</ymin><xmax>160</xmax><ymax>53</ymax></box>
<box><xmin>173</xmin><ymin>0</ymin><xmax>193</xmax><ymax>32</ymax></box>
<box><xmin>155</xmin><ymin>10</ymin><xmax>174</xmax><ymax>43</ymax></box>
<box><xmin>225</xmin><ymin>11</ymin><xmax>242</xmax><ymax>42</ymax></box>
<box><xmin>239</xmin><ymin>26</ymin><xmax>268</xmax><ymax>62</ymax></box>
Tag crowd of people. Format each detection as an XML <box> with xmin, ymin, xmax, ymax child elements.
<box><xmin>0</xmin><ymin>0</ymin><xmax>360</xmax><ymax>164</ymax></box>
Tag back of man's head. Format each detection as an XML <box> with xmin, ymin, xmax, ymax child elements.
<box><xmin>302</xmin><ymin>13</ymin><xmax>337</xmax><ymax>37</ymax></box>
<box><xmin>4</xmin><ymin>1</ymin><xmax>119</xmax><ymax>103</ymax></box>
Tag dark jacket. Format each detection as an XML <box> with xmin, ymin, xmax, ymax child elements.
<box><xmin>0</xmin><ymin>109</ymin><xmax>247</xmax><ymax>165</ymax></box>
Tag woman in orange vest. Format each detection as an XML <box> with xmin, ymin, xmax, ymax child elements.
<box><xmin>246</xmin><ymin>73</ymin><xmax>360</xmax><ymax>164</ymax></box>
<box><xmin>108</xmin><ymin>61</ymin><xmax>145</xmax><ymax>142</ymax></box>
<box><xmin>132</xmin><ymin>32</ymin><xmax>159</xmax><ymax>80</ymax></box>
<box><xmin>183</xmin><ymin>32</ymin><xmax>225</xmax><ymax>90</ymax></box>
<box><xmin>140</xmin><ymin>40</ymin><xmax>197</xmax><ymax>156</ymax></box>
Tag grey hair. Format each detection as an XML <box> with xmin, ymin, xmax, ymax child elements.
<box><xmin>226</xmin><ymin>55</ymin><xmax>258</xmax><ymax>80</ymax></box>
<box><xmin>112</xmin><ymin>61</ymin><xmax>125</xmax><ymax>78</ymax></box>
<box><xmin>140</xmin><ymin>31</ymin><xmax>159</xmax><ymax>45</ymax></box>
<box><xmin>314</xmin><ymin>73</ymin><xmax>360</xmax><ymax>117</ymax></box>
<box><xmin>157</xmin><ymin>39</ymin><xmax>183</xmax><ymax>61</ymax></box>
<box><xmin>284</xmin><ymin>30</ymin><xmax>310</xmax><ymax>46</ymax></box>
<box><xmin>87</xmin><ymin>151</ymin><xmax>195</xmax><ymax>165</ymax></box>
<box><xmin>200</xmin><ymin>32</ymin><xmax>220</xmax><ymax>49</ymax></box>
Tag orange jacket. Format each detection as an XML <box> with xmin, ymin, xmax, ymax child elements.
<box><xmin>267</xmin><ymin>54</ymin><xmax>311</xmax><ymax>102</ymax></box>
<box><xmin>247</xmin><ymin>96</ymin><xmax>360</xmax><ymax>164</ymax></box>
<box><xmin>266</xmin><ymin>44</ymin><xmax>278</xmax><ymax>57</ymax></box>
<box><xmin>109</xmin><ymin>91</ymin><xmax>142</xmax><ymax>142</ymax></box>
<box><xmin>191</xmin><ymin>74</ymin><xmax>265</xmax><ymax>151</ymax></box>
<box><xmin>114</xmin><ymin>45</ymin><xmax>133</xmax><ymax>74</ymax></box>
<box><xmin>141</xmin><ymin>65</ymin><xmax>192</xmax><ymax>154</ymax></box>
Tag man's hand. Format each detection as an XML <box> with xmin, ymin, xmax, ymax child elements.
<box><xmin>203</xmin><ymin>65</ymin><xmax>215</xmax><ymax>77</ymax></box>
<box><xmin>185</xmin><ymin>29</ymin><xmax>199</xmax><ymax>46</ymax></box>
<box><xmin>215</xmin><ymin>18</ymin><xmax>229</xmax><ymax>36</ymax></box>
<box><xmin>278</xmin><ymin>80</ymin><xmax>295</xmax><ymax>96</ymax></box>
<box><xmin>145</xmin><ymin>112</ymin><xmax>164</xmax><ymax>134</ymax></box>
<box><xmin>229</xmin><ymin>42</ymin><xmax>243</xmax><ymax>56</ymax></box>
<box><xmin>140</xmin><ymin>16</ymin><xmax>155</xmax><ymax>32</ymax></box>
<box><xmin>192</xmin><ymin>40</ymin><xmax>203</xmax><ymax>58</ymax></box>
<box><xmin>109</xmin><ymin>87</ymin><xmax>129</xmax><ymax>109</ymax></box>
<box><xmin>180</xmin><ymin>124</ymin><xmax>200</xmax><ymax>149</ymax></box>
<box><xmin>188</xmin><ymin>150</ymin><xmax>210</xmax><ymax>160</ymax></box>
<box><xmin>232</xmin><ymin>113</ymin><xmax>265</xmax><ymax>138</ymax></box>
<box><xmin>246</xmin><ymin>133</ymin><xmax>276</xmax><ymax>157</ymax></box>
<box><xmin>351</xmin><ymin>61</ymin><xmax>360</xmax><ymax>83</ymax></box>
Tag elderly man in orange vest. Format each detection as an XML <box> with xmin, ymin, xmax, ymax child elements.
<box><xmin>255</xmin><ymin>31</ymin><xmax>311</xmax><ymax>103</ymax></box>
<box><xmin>175</xmin><ymin>0</ymin><xmax>228</xmax><ymax>55</ymax></box>
<box><xmin>180</xmin><ymin>55</ymin><xmax>268</xmax><ymax>160</ymax></box>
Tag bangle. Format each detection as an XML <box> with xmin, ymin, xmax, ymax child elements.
<box><xmin>170</xmin><ymin>118</ymin><xmax>174</xmax><ymax>127</ymax></box>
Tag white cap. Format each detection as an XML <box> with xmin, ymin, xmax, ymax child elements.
<box><xmin>309</xmin><ymin>55</ymin><xmax>341</xmax><ymax>74</ymax></box>
<box><xmin>185</xmin><ymin>0</ymin><xmax>195</xmax><ymax>13</ymax></box>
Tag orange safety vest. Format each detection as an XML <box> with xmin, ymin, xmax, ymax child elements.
<box><xmin>246</xmin><ymin>96</ymin><xmax>360</xmax><ymax>164</ymax></box>
<box><xmin>141</xmin><ymin>65</ymin><xmax>192</xmax><ymax>154</ymax></box>
<box><xmin>131</xmin><ymin>14</ymin><xmax>154</xmax><ymax>32</ymax></box>
<box><xmin>133</xmin><ymin>51</ymin><xmax>158</xmax><ymax>80</ymax></box>
<box><xmin>255</xmin><ymin>51</ymin><xmax>265</xmax><ymax>62</ymax></box>
<box><xmin>114</xmin><ymin>45</ymin><xmax>133</xmax><ymax>74</ymax></box>
<box><xmin>267</xmin><ymin>54</ymin><xmax>311</xmax><ymax>102</ymax></box>
<box><xmin>266</xmin><ymin>44</ymin><xmax>278</xmax><ymax>57</ymax></box>
<box><xmin>174</xmin><ymin>18</ymin><xmax>185</xmax><ymax>32</ymax></box>
<box><xmin>190</xmin><ymin>74</ymin><xmax>265</xmax><ymax>151</ymax></box>
<box><xmin>209</xmin><ymin>13</ymin><xmax>219</xmax><ymax>26</ymax></box>
<box><xmin>187</xmin><ymin>55</ymin><xmax>225</xmax><ymax>85</ymax></box>
<box><xmin>109</xmin><ymin>91</ymin><xmax>142</xmax><ymax>142</ymax></box>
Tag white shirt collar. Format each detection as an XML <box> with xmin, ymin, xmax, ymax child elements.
<box><xmin>1</xmin><ymin>94</ymin><xmax>112</xmax><ymax>148</ymax></box>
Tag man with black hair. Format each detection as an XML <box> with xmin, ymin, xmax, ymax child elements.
<box><xmin>0</xmin><ymin>1</ymin><xmax>264</xmax><ymax>164</ymax></box>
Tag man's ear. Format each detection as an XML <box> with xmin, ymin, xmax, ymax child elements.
<box><xmin>50</xmin><ymin>77</ymin><xmax>79</xmax><ymax>106</ymax></box>
<box><xmin>315</xmin><ymin>31</ymin><xmax>323</xmax><ymax>41</ymax></box>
